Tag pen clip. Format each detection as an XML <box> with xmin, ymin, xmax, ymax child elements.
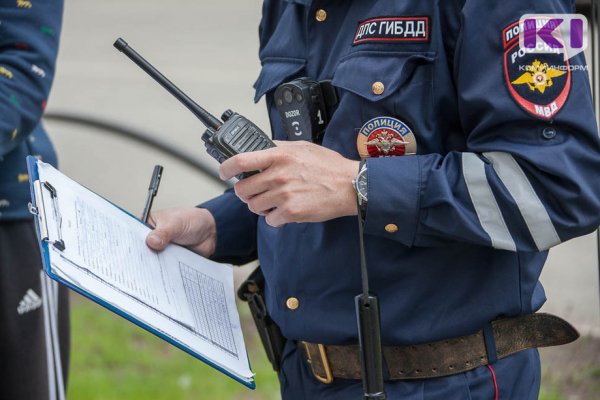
<box><xmin>149</xmin><ymin>165</ymin><xmax>163</xmax><ymax>195</ymax></box>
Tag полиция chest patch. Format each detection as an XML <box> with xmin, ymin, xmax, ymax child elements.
<box><xmin>357</xmin><ymin>116</ymin><xmax>417</xmax><ymax>158</ymax></box>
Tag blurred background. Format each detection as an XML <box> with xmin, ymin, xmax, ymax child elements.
<box><xmin>43</xmin><ymin>1</ymin><xmax>599</xmax><ymax>399</ymax></box>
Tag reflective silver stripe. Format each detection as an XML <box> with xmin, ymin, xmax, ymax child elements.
<box><xmin>484</xmin><ymin>152</ymin><xmax>560</xmax><ymax>251</ymax></box>
<box><xmin>462</xmin><ymin>153</ymin><xmax>517</xmax><ymax>251</ymax></box>
<box><xmin>40</xmin><ymin>271</ymin><xmax>57</xmax><ymax>400</ymax></box>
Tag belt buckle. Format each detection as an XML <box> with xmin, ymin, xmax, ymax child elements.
<box><xmin>303</xmin><ymin>342</ymin><xmax>333</xmax><ymax>384</ymax></box>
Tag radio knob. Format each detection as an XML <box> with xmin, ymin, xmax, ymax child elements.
<box><xmin>221</xmin><ymin>109</ymin><xmax>234</xmax><ymax>121</ymax></box>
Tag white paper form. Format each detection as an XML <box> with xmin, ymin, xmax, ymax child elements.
<box><xmin>33</xmin><ymin>161</ymin><xmax>253</xmax><ymax>384</ymax></box>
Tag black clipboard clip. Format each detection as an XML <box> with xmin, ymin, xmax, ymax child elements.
<box><xmin>29</xmin><ymin>180</ymin><xmax>66</xmax><ymax>251</ymax></box>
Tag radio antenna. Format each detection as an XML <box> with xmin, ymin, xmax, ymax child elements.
<box><xmin>114</xmin><ymin>38</ymin><xmax>222</xmax><ymax>131</ymax></box>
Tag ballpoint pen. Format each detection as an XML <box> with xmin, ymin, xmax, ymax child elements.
<box><xmin>142</xmin><ymin>165</ymin><xmax>163</xmax><ymax>224</ymax></box>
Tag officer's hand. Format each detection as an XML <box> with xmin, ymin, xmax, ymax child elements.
<box><xmin>220</xmin><ymin>141</ymin><xmax>359</xmax><ymax>227</ymax></box>
<box><xmin>145</xmin><ymin>208</ymin><xmax>217</xmax><ymax>257</ymax></box>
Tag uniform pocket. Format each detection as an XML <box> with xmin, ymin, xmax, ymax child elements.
<box><xmin>253</xmin><ymin>57</ymin><xmax>306</xmax><ymax>103</ymax></box>
<box><xmin>332</xmin><ymin>51</ymin><xmax>435</xmax><ymax>102</ymax></box>
<box><xmin>327</xmin><ymin>51</ymin><xmax>436</xmax><ymax>155</ymax></box>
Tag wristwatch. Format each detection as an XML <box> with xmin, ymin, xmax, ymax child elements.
<box><xmin>352</xmin><ymin>160</ymin><xmax>368</xmax><ymax>218</ymax></box>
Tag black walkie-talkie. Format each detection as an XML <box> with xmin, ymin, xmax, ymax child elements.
<box><xmin>113</xmin><ymin>38</ymin><xmax>275</xmax><ymax>174</ymax></box>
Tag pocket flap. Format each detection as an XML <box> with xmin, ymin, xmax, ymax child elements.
<box><xmin>254</xmin><ymin>57</ymin><xmax>306</xmax><ymax>103</ymax></box>
<box><xmin>332</xmin><ymin>51</ymin><xmax>435</xmax><ymax>102</ymax></box>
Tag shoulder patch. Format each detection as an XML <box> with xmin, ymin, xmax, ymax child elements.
<box><xmin>353</xmin><ymin>17</ymin><xmax>430</xmax><ymax>45</ymax></box>
<box><xmin>502</xmin><ymin>21</ymin><xmax>571</xmax><ymax>120</ymax></box>
<box><xmin>503</xmin><ymin>21</ymin><xmax>521</xmax><ymax>48</ymax></box>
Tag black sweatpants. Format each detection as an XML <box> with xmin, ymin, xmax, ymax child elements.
<box><xmin>0</xmin><ymin>220</ymin><xmax>70</xmax><ymax>400</ymax></box>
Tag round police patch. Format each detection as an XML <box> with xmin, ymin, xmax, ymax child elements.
<box><xmin>502</xmin><ymin>20</ymin><xmax>571</xmax><ymax>120</ymax></box>
<box><xmin>357</xmin><ymin>116</ymin><xmax>417</xmax><ymax>158</ymax></box>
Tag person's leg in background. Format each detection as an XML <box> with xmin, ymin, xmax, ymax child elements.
<box><xmin>0</xmin><ymin>220</ymin><xmax>70</xmax><ymax>400</ymax></box>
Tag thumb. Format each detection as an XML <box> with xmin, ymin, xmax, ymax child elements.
<box><xmin>146</xmin><ymin>218</ymin><xmax>178</xmax><ymax>251</ymax></box>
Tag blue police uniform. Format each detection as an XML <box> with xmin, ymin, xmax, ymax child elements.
<box><xmin>0</xmin><ymin>2</ymin><xmax>69</xmax><ymax>399</ymax></box>
<box><xmin>202</xmin><ymin>0</ymin><xmax>600</xmax><ymax>398</ymax></box>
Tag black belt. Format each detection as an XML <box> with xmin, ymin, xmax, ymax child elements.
<box><xmin>301</xmin><ymin>313</ymin><xmax>578</xmax><ymax>383</ymax></box>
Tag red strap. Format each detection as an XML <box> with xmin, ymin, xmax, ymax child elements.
<box><xmin>487</xmin><ymin>364</ymin><xmax>499</xmax><ymax>400</ymax></box>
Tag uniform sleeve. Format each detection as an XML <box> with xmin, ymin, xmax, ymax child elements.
<box><xmin>200</xmin><ymin>190</ymin><xmax>258</xmax><ymax>265</ymax></box>
<box><xmin>0</xmin><ymin>0</ymin><xmax>63</xmax><ymax>157</ymax></box>
<box><xmin>364</xmin><ymin>0</ymin><xmax>600</xmax><ymax>252</ymax></box>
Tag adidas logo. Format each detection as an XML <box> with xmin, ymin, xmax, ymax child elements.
<box><xmin>17</xmin><ymin>289</ymin><xmax>42</xmax><ymax>315</ymax></box>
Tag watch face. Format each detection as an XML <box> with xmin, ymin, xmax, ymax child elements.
<box><xmin>355</xmin><ymin>167</ymin><xmax>368</xmax><ymax>202</ymax></box>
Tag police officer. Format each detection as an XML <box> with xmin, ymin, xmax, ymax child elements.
<box><xmin>146</xmin><ymin>0</ymin><xmax>600</xmax><ymax>398</ymax></box>
<box><xmin>0</xmin><ymin>1</ymin><xmax>69</xmax><ymax>399</ymax></box>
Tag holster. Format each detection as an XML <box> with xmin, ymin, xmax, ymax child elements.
<box><xmin>237</xmin><ymin>266</ymin><xmax>286</xmax><ymax>372</ymax></box>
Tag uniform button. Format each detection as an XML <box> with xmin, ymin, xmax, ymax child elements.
<box><xmin>315</xmin><ymin>9</ymin><xmax>327</xmax><ymax>22</ymax></box>
<box><xmin>286</xmin><ymin>297</ymin><xmax>300</xmax><ymax>310</ymax></box>
<box><xmin>542</xmin><ymin>127</ymin><xmax>557</xmax><ymax>139</ymax></box>
<box><xmin>385</xmin><ymin>224</ymin><xmax>399</xmax><ymax>233</ymax></box>
<box><xmin>372</xmin><ymin>81</ymin><xmax>385</xmax><ymax>95</ymax></box>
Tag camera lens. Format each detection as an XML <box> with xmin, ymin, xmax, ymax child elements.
<box><xmin>283</xmin><ymin>89</ymin><xmax>293</xmax><ymax>104</ymax></box>
<box><xmin>295</xmin><ymin>93</ymin><xmax>303</xmax><ymax>102</ymax></box>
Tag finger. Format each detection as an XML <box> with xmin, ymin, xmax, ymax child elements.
<box><xmin>219</xmin><ymin>149</ymin><xmax>277</xmax><ymax>180</ymax></box>
<box><xmin>247</xmin><ymin>189</ymin><xmax>281</xmax><ymax>215</ymax></box>
<box><xmin>146</xmin><ymin>217</ymin><xmax>180</xmax><ymax>251</ymax></box>
<box><xmin>265</xmin><ymin>207</ymin><xmax>288</xmax><ymax>228</ymax></box>
<box><xmin>272</xmin><ymin>140</ymin><xmax>300</xmax><ymax>146</ymax></box>
<box><xmin>234</xmin><ymin>169</ymin><xmax>278</xmax><ymax>202</ymax></box>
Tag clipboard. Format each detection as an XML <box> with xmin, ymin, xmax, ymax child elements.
<box><xmin>26</xmin><ymin>156</ymin><xmax>255</xmax><ymax>389</ymax></box>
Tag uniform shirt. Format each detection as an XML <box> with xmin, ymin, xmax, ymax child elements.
<box><xmin>202</xmin><ymin>0</ymin><xmax>600</xmax><ymax>345</ymax></box>
<box><xmin>0</xmin><ymin>0</ymin><xmax>63</xmax><ymax>221</ymax></box>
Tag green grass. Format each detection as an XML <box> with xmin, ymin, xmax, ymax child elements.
<box><xmin>539</xmin><ymin>387</ymin><xmax>563</xmax><ymax>400</ymax></box>
<box><xmin>67</xmin><ymin>294</ymin><xmax>280</xmax><ymax>400</ymax></box>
